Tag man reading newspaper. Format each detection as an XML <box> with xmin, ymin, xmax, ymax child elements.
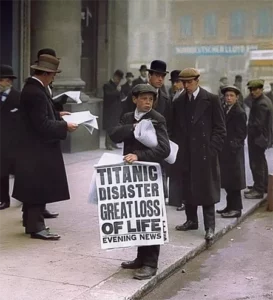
<box><xmin>109</xmin><ymin>84</ymin><xmax>170</xmax><ymax>280</ymax></box>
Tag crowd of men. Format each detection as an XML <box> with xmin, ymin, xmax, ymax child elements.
<box><xmin>1</xmin><ymin>54</ymin><xmax>273</xmax><ymax>280</ymax></box>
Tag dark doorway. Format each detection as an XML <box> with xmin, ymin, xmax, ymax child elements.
<box><xmin>0</xmin><ymin>0</ymin><xmax>13</xmax><ymax>65</ymax></box>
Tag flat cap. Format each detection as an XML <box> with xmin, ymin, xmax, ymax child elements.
<box><xmin>179</xmin><ymin>68</ymin><xmax>200</xmax><ymax>80</ymax></box>
<box><xmin>221</xmin><ymin>85</ymin><xmax>241</xmax><ymax>95</ymax></box>
<box><xmin>247</xmin><ymin>79</ymin><xmax>264</xmax><ymax>89</ymax></box>
<box><xmin>132</xmin><ymin>84</ymin><xmax>157</xmax><ymax>96</ymax></box>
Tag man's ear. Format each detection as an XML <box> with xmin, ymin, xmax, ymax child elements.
<box><xmin>132</xmin><ymin>96</ymin><xmax>137</xmax><ymax>104</ymax></box>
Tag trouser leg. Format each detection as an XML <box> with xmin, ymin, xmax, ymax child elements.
<box><xmin>0</xmin><ymin>176</ymin><xmax>10</xmax><ymax>204</ymax></box>
<box><xmin>137</xmin><ymin>245</ymin><xmax>160</xmax><ymax>268</ymax></box>
<box><xmin>23</xmin><ymin>203</ymin><xmax>46</xmax><ymax>233</ymax></box>
<box><xmin>226</xmin><ymin>189</ymin><xmax>243</xmax><ymax>210</ymax></box>
<box><xmin>185</xmin><ymin>204</ymin><xmax>198</xmax><ymax>223</ymax></box>
<box><xmin>203</xmin><ymin>204</ymin><xmax>215</xmax><ymax>231</ymax></box>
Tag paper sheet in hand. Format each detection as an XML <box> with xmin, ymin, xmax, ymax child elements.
<box><xmin>62</xmin><ymin>111</ymin><xmax>98</xmax><ymax>135</ymax></box>
<box><xmin>53</xmin><ymin>91</ymin><xmax>82</xmax><ymax>104</ymax></box>
<box><xmin>134</xmin><ymin>119</ymin><xmax>157</xmax><ymax>148</ymax></box>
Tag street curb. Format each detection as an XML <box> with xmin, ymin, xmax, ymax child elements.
<box><xmin>129</xmin><ymin>198</ymin><xmax>266</xmax><ymax>300</ymax></box>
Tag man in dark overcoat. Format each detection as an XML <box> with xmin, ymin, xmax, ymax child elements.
<box><xmin>132</xmin><ymin>65</ymin><xmax>148</xmax><ymax>86</ymax></box>
<box><xmin>265</xmin><ymin>82</ymin><xmax>273</xmax><ymax>104</ymax></box>
<box><xmin>122</xmin><ymin>60</ymin><xmax>172</xmax><ymax>133</ymax></box>
<box><xmin>244</xmin><ymin>79</ymin><xmax>273</xmax><ymax>199</ymax></box>
<box><xmin>168</xmin><ymin>70</ymin><xmax>183</xmax><ymax>102</ymax></box>
<box><xmin>121</xmin><ymin>72</ymin><xmax>134</xmax><ymax>98</ymax></box>
<box><xmin>171</xmin><ymin>68</ymin><xmax>226</xmax><ymax>241</ymax></box>
<box><xmin>109</xmin><ymin>84</ymin><xmax>170</xmax><ymax>280</ymax></box>
<box><xmin>217</xmin><ymin>86</ymin><xmax>247</xmax><ymax>218</ymax></box>
<box><xmin>12</xmin><ymin>54</ymin><xmax>78</xmax><ymax>240</ymax></box>
<box><xmin>0</xmin><ymin>65</ymin><xmax>20</xmax><ymax>210</ymax></box>
<box><xmin>103</xmin><ymin>69</ymin><xmax>124</xmax><ymax>150</ymax></box>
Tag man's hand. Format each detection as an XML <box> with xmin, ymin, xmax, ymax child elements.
<box><xmin>60</xmin><ymin>111</ymin><xmax>71</xmax><ymax>117</ymax></box>
<box><xmin>124</xmin><ymin>153</ymin><xmax>138</xmax><ymax>163</ymax></box>
<box><xmin>67</xmin><ymin>123</ymin><xmax>78</xmax><ymax>132</ymax></box>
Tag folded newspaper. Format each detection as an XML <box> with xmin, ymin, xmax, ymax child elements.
<box><xmin>134</xmin><ymin>119</ymin><xmax>179</xmax><ymax>164</ymax></box>
<box><xmin>62</xmin><ymin>111</ymin><xmax>98</xmax><ymax>135</ymax></box>
<box><xmin>52</xmin><ymin>91</ymin><xmax>82</xmax><ymax>104</ymax></box>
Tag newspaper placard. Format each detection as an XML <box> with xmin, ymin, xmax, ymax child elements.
<box><xmin>95</xmin><ymin>162</ymin><xmax>168</xmax><ymax>249</ymax></box>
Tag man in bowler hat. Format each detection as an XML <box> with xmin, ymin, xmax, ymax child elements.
<box><xmin>168</xmin><ymin>70</ymin><xmax>183</xmax><ymax>102</ymax></box>
<box><xmin>103</xmin><ymin>69</ymin><xmax>124</xmax><ymax>150</ymax></box>
<box><xmin>0</xmin><ymin>65</ymin><xmax>21</xmax><ymax>210</ymax></box>
<box><xmin>109</xmin><ymin>84</ymin><xmax>170</xmax><ymax>280</ymax></box>
<box><xmin>133</xmin><ymin>65</ymin><xmax>148</xmax><ymax>86</ymax></box>
<box><xmin>217</xmin><ymin>86</ymin><xmax>247</xmax><ymax>218</ymax></box>
<box><xmin>171</xmin><ymin>68</ymin><xmax>226</xmax><ymax>241</ymax></box>
<box><xmin>121</xmin><ymin>72</ymin><xmax>134</xmax><ymax>98</ymax></box>
<box><xmin>244</xmin><ymin>79</ymin><xmax>273</xmax><ymax>199</ymax></box>
<box><xmin>12</xmin><ymin>54</ymin><xmax>78</xmax><ymax>240</ymax></box>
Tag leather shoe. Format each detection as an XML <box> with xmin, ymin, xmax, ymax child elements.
<box><xmin>30</xmin><ymin>229</ymin><xmax>60</xmax><ymax>240</ymax></box>
<box><xmin>221</xmin><ymin>210</ymin><xmax>241</xmax><ymax>218</ymax></box>
<box><xmin>216</xmin><ymin>207</ymin><xmax>228</xmax><ymax>214</ymax></box>
<box><xmin>0</xmin><ymin>202</ymin><xmax>10</xmax><ymax>210</ymax></box>
<box><xmin>176</xmin><ymin>204</ymin><xmax>185</xmax><ymax>211</ymax></box>
<box><xmin>244</xmin><ymin>190</ymin><xmax>263</xmax><ymax>199</ymax></box>
<box><xmin>121</xmin><ymin>259</ymin><xmax>142</xmax><ymax>269</ymax></box>
<box><xmin>133</xmin><ymin>266</ymin><xmax>157</xmax><ymax>280</ymax></box>
<box><xmin>205</xmin><ymin>228</ymin><xmax>214</xmax><ymax>240</ymax></box>
<box><xmin>25</xmin><ymin>226</ymin><xmax>50</xmax><ymax>234</ymax></box>
<box><xmin>43</xmin><ymin>209</ymin><xmax>59</xmax><ymax>219</ymax></box>
<box><xmin>175</xmin><ymin>220</ymin><xmax>198</xmax><ymax>231</ymax></box>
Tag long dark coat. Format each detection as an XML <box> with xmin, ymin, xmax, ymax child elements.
<box><xmin>248</xmin><ymin>94</ymin><xmax>273</xmax><ymax>149</ymax></box>
<box><xmin>12</xmin><ymin>78</ymin><xmax>69</xmax><ymax>204</ymax></box>
<box><xmin>103</xmin><ymin>80</ymin><xmax>122</xmax><ymax>130</ymax></box>
<box><xmin>132</xmin><ymin>77</ymin><xmax>147</xmax><ymax>87</ymax></box>
<box><xmin>219</xmin><ymin>103</ymin><xmax>247</xmax><ymax>190</ymax></box>
<box><xmin>109</xmin><ymin>109</ymin><xmax>170</xmax><ymax>162</ymax></box>
<box><xmin>121</xmin><ymin>82</ymin><xmax>133</xmax><ymax>98</ymax></box>
<box><xmin>169</xmin><ymin>88</ymin><xmax>226</xmax><ymax>206</ymax></box>
<box><xmin>121</xmin><ymin>88</ymin><xmax>172</xmax><ymax>134</ymax></box>
<box><xmin>0</xmin><ymin>88</ymin><xmax>21</xmax><ymax>177</ymax></box>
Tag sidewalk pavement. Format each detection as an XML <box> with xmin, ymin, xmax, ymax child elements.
<box><xmin>0</xmin><ymin>146</ymin><xmax>272</xmax><ymax>300</ymax></box>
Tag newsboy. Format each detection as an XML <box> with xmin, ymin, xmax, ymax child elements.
<box><xmin>217</xmin><ymin>86</ymin><xmax>247</xmax><ymax>218</ymax></box>
<box><xmin>12</xmin><ymin>54</ymin><xmax>78</xmax><ymax>240</ymax></box>
<box><xmin>171</xmin><ymin>68</ymin><xmax>226</xmax><ymax>241</ymax></box>
<box><xmin>0</xmin><ymin>65</ymin><xmax>20</xmax><ymax>210</ymax></box>
<box><xmin>109</xmin><ymin>84</ymin><xmax>170</xmax><ymax>280</ymax></box>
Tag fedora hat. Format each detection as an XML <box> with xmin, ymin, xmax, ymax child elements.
<box><xmin>169</xmin><ymin>70</ymin><xmax>182</xmax><ymax>82</ymax></box>
<box><xmin>31</xmin><ymin>54</ymin><xmax>61</xmax><ymax>73</ymax></box>
<box><xmin>139</xmin><ymin>65</ymin><xmax>147</xmax><ymax>71</ymax></box>
<box><xmin>114</xmin><ymin>69</ymin><xmax>124</xmax><ymax>79</ymax></box>
<box><xmin>147</xmin><ymin>60</ymin><xmax>169</xmax><ymax>74</ymax></box>
<box><xmin>0</xmin><ymin>64</ymin><xmax>17</xmax><ymax>79</ymax></box>
<box><xmin>126</xmin><ymin>72</ymin><xmax>134</xmax><ymax>78</ymax></box>
<box><xmin>179</xmin><ymin>68</ymin><xmax>200</xmax><ymax>80</ymax></box>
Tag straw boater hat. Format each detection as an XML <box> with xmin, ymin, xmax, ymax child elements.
<box><xmin>179</xmin><ymin>68</ymin><xmax>200</xmax><ymax>80</ymax></box>
<box><xmin>31</xmin><ymin>54</ymin><xmax>61</xmax><ymax>73</ymax></box>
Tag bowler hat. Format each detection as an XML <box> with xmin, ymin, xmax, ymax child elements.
<box><xmin>0</xmin><ymin>64</ymin><xmax>17</xmax><ymax>79</ymax></box>
<box><xmin>126</xmin><ymin>72</ymin><xmax>134</xmax><ymax>78</ymax></box>
<box><xmin>139</xmin><ymin>65</ymin><xmax>147</xmax><ymax>71</ymax></box>
<box><xmin>37</xmin><ymin>48</ymin><xmax>57</xmax><ymax>59</ymax></box>
<box><xmin>147</xmin><ymin>60</ymin><xmax>169</xmax><ymax>74</ymax></box>
<box><xmin>169</xmin><ymin>70</ymin><xmax>182</xmax><ymax>82</ymax></box>
<box><xmin>31</xmin><ymin>54</ymin><xmax>61</xmax><ymax>73</ymax></box>
<box><xmin>247</xmin><ymin>79</ymin><xmax>264</xmax><ymax>89</ymax></box>
<box><xmin>132</xmin><ymin>84</ymin><xmax>157</xmax><ymax>96</ymax></box>
<box><xmin>114</xmin><ymin>69</ymin><xmax>124</xmax><ymax>79</ymax></box>
<box><xmin>221</xmin><ymin>85</ymin><xmax>241</xmax><ymax>95</ymax></box>
<box><xmin>179</xmin><ymin>68</ymin><xmax>200</xmax><ymax>80</ymax></box>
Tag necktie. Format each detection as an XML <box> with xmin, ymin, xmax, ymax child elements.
<box><xmin>1</xmin><ymin>92</ymin><xmax>8</xmax><ymax>102</ymax></box>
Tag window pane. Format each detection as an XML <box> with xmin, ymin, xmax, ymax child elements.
<box><xmin>230</xmin><ymin>10</ymin><xmax>245</xmax><ymax>37</ymax></box>
<box><xmin>204</xmin><ymin>13</ymin><xmax>217</xmax><ymax>37</ymax></box>
<box><xmin>257</xmin><ymin>9</ymin><xmax>273</xmax><ymax>37</ymax></box>
<box><xmin>180</xmin><ymin>15</ymin><xmax>192</xmax><ymax>37</ymax></box>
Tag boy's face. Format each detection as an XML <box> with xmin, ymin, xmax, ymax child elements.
<box><xmin>133</xmin><ymin>92</ymin><xmax>155</xmax><ymax>112</ymax></box>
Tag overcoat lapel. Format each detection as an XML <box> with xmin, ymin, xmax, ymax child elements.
<box><xmin>226</xmin><ymin>103</ymin><xmax>237</xmax><ymax>124</ymax></box>
<box><xmin>192</xmin><ymin>88</ymin><xmax>210</xmax><ymax>124</ymax></box>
